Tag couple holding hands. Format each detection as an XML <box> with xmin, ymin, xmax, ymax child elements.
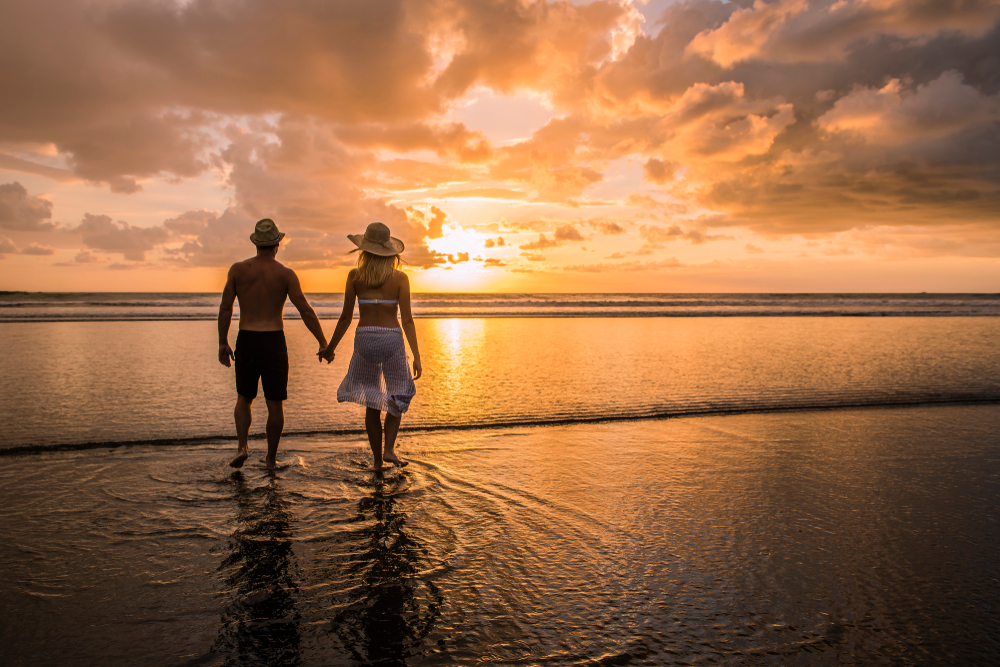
<box><xmin>218</xmin><ymin>219</ymin><xmax>420</xmax><ymax>471</ymax></box>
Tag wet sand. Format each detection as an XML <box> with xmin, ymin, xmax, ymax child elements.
<box><xmin>2</xmin><ymin>404</ymin><xmax>998</xmax><ymax>666</ymax></box>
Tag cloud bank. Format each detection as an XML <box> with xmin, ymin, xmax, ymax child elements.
<box><xmin>0</xmin><ymin>0</ymin><xmax>997</xmax><ymax>281</ymax></box>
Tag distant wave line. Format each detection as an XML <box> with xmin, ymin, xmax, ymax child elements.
<box><xmin>3</xmin><ymin>395</ymin><xmax>997</xmax><ymax>457</ymax></box>
<box><xmin>4</xmin><ymin>298</ymin><xmax>998</xmax><ymax>309</ymax></box>
<box><xmin>3</xmin><ymin>311</ymin><xmax>1000</xmax><ymax>322</ymax></box>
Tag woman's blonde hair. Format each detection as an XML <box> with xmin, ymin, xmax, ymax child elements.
<box><xmin>356</xmin><ymin>250</ymin><xmax>402</xmax><ymax>288</ymax></box>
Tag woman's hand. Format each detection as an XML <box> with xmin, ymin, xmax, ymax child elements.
<box><xmin>318</xmin><ymin>345</ymin><xmax>335</xmax><ymax>364</ymax></box>
<box><xmin>412</xmin><ymin>357</ymin><xmax>422</xmax><ymax>380</ymax></box>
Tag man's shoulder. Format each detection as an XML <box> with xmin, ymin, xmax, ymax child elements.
<box><xmin>229</xmin><ymin>256</ymin><xmax>257</xmax><ymax>271</ymax></box>
<box><xmin>275</xmin><ymin>260</ymin><xmax>296</xmax><ymax>279</ymax></box>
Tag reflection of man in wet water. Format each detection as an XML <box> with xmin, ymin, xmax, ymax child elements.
<box><xmin>218</xmin><ymin>218</ymin><xmax>328</xmax><ymax>469</ymax></box>
<box><xmin>215</xmin><ymin>473</ymin><xmax>301</xmax><ymax>662</ymax></box>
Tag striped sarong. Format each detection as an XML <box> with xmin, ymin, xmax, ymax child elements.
<box><xmin>337</xmin><ymin>326</ymin><xmax>416</xmax><ymax>416</ymax></box>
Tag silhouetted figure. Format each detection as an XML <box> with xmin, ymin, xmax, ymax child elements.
<box><xmin>218</xmin><ymin>218</ymin><xmax>327</xmax><ymax>469</ymax></box>
<box><xmin>322</xmin><ymin>222</ymin><xmax>422</xmax><ymax>471</ymax></box>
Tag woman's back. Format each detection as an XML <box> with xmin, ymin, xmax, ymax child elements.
<box><xmin>354</xmin><ymin>269</ymin><xmax>404</xmax><ymax>328</ymax></box>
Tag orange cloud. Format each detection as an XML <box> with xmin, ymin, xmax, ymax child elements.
<box><xmin>2</xmin><ymin>0</ymin><xmax>999</xmax><ymax>284</ymax></box>
<box><xmin>75</xmin><ymin>213</ymin><xmax>170</xmax><ymax>261</ymax></box>
<box><xmin>0</xmin><ymin>182</ymin><xmax>55</xmax><ymax>231</ymax></box>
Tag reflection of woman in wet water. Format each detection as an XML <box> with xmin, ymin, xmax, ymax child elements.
<box><xmin>322</xmin><ymin>222</ymin><xmax>422</xmax><ymax>471</ymax></box>
<box><xmin>326</xmin><ymin>472</ymin><xmax>442</xmax><ymax>662</ymax></box>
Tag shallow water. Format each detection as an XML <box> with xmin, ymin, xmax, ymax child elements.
<box><xmin>2</xmin><ymin>292</ymin><xmax>998</xmax><ymax>321</ymax></box>
<box><xmin>2</xmin><ymin>405</ymin><xmax>998</xmax><ymax>666</ymax></box>
<box><xmin>3</xmin><ymin>317</ymin><xmax>999</xmax><ymax>449</ymax></box>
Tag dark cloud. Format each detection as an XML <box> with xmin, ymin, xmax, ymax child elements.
<box><xmin>163</xmin><ymin>209</ymin><xmax>219</xmax><ymax>236</ymax></box>
<box><xmin>0</xmin><ymin>182</ymin><xmax>55</xmax><ymax>231</ymax></box>
<box><xmin>22</xmin><ymin>243</ymin><xmax>54</xmax><ymax>256</ymax></box>
<box><xmin>640</xmin><ymin>224</ymin><xmax>730</xmax><ymax>245</ymax></box>
<box><xmin>519</xmin><ymin>233</ymin><xmax>560</xmax><ymax>250</ymax></box>
<box><xmin>554</xmin><ymin>224</ymin><xmax>586</xmax><ymax>241</ymax></box>
<box><xmin>75</xmin><ymin>213</ymin><xmax>170</xmax><ymax>261</ymax></box>
<box><xmin>643</xmin><ymin>158</ymin><xmax>677</xmax><ymax>183</ymax></box>
<box><xmin>75</xmin><ymin>250</ymin><xmax>101</xmax><ymax>263</ymax></box>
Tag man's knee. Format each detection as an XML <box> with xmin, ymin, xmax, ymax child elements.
<box><xmin>236</xmin><ymin>394</ymin><xmax>253</xmax><ymax>407</ymax></box>
<box><xmin>265</xmin><ymin>399</ymin><xmax>284</xmax><ymax>420</ymax></box>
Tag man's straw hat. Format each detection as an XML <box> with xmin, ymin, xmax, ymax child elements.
<box><xmin>347</xmin><ymin>222</ymin><xmax>405</xmax><ymax>256</ymax></box>
<box><xmin>250</xmin><ymin>218</ymin><xmax>285</xmax><ymax>247</ymax></box>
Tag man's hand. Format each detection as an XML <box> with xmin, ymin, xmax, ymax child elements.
<box><xmin>318</xmin><ymin>344</ymin><xmax>334</xmax><ymax>364</ymax></box>
<box><xmin>219</xmin><ymin>343</ymin><xmax>234</xmax><ymax>367</ymax></box>
<box><xmin>412</xmin><ymin>357</ymin><xmax>422</xmax><ymax>380</ymax></box>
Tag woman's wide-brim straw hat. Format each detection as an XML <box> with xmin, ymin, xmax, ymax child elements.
<box><xmin>348</xmin><ymin>222</ymin><xmax>405</xmax><ymax>256</ymax></box>
<box><xmin>250</xmin><ymin>218</ymin><xmax>285</xmax><ymax>247</ymax></box>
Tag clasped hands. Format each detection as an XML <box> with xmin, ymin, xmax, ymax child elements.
<box><xmin>317</xmin><ymin>343</ymin><xmax>335</xmax><ymax>364</ymax></box>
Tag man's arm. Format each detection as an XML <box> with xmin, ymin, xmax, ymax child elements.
<box><xmin>321</xmin><ymin>270</ymin><xmax>358</xmax><ymax>363</ymax></box>
<box><xmin>287</xmin><ymin>269</ymin><xmax>327</xmax><ymax>353</ymax></box>
<box><xmin>218</xmin><ymin>266</ymin><xmax>237</xmax><ymax>367</ymax></box>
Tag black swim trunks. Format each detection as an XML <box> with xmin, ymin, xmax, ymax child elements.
<box><xmin>235</xmin><ymin>330</ymin><xmax>288</xmax><ymax>401</ymax></box>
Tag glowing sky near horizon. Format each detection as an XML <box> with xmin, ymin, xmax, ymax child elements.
<box><xmin>1</xmin><ymin>0</ymin><xmax>998</xmax><ymax>292</ymax></box>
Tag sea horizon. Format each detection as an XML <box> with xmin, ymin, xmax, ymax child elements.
<box><xmin>2</xmin><ymin>291</ymin><xmax>998</xmax><ymax>322</ymax></box>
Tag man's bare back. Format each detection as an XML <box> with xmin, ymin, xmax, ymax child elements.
<box><xmin>226</xmin><ymin>255</ymin><xmax>298</xmax><ymax>332</ymax></box>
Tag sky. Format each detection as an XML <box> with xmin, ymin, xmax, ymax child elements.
<box><xmin>1</xmin><ymin>0</ymin><xmax>998</xmax><ymax>293</ymax></box>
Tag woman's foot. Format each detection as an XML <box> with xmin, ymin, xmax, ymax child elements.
<box><xmin>229</xmin><ymin>448</ymin><xmax>249</xmax><ymax>468</ymax></box>
<box><xmin>382</xmin><ymin>449</ymin><xmax>408</xmax><ymax>467</ymax></box>
<box><xmin>264</xmin><ymin>455</ymin><xmax>277</xmax><ymax>470</ymax></box>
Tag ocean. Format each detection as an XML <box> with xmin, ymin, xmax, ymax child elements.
<box><xmin>1</xmin><ymin>291</ymin><xmax>998</xmax><ymax>322</ymax></box>
<box><xmin>1</xmin><ymin>293</ymin><xmax>998</xmax><ymax>665</ymax></box>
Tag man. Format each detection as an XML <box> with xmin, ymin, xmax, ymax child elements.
<box><xmin>218</xmin><ymin>218</ymin><xmax>327</xmax><ymax>469</ymax></box>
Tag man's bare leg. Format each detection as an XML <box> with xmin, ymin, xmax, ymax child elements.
<box><xmin>230</xmin><ymin>395</ymin><xmax>252</xmax><ymax>468</ymax></box>
<box><xmin>264</xmin><ymin>398</ymin><xmax>284</xmax><ymax>469</ymax></box>
<box><xmin>382</xmin><ymin>413</ymin><xmax>407</xmax><ymax>467</ymax></box>
<box><xmin>365</xmin><ymin>407</ymin><xmax>384</xmax><ymax>470</ymax></box>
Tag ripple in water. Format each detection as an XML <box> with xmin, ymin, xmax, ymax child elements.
<box><xmin>2</xmin><ymin>405</ymin><xmax>999</xmax><ymax>665</ymax></box>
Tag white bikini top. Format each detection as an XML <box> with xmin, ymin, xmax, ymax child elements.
<box><xmin>357</xmin><ymin>298</ymin><xmax>398</xmax><ymax>304</ymax></box>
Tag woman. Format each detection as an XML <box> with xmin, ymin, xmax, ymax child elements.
<box><xmin>322</xmin><ymin>222</ymin><xmax>422</xmax><ymax>470</ymax></box>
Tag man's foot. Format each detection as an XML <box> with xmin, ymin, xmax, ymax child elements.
<box><xmin>382</xmin><ymin>450</ymin><xmax>408</xmax><ymax>467</ymax></box>
<box><xmin>264</xmin><ymin>455</ymin><xmax>277</xmax><ymax>470</ymax></box>
<box><xmin>229</xmin><ymin>449</ymin><xmax>249</xmax><ymax>468</ymax></box>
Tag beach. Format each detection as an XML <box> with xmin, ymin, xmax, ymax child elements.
<box><xmin>2</xmin><ymin>296</ymin><xmax>999</xmax><ymax>665</ymax></box>
<box><xmin>2</xmin><ymin>406</ymin><xmax>998</xmax><ymax>665</ymax></box>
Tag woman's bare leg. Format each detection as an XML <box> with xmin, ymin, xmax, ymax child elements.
<box><xmin>382</xmin><ymin>413</ymin><xmax>407</xmax><ymax>467</ymax></box>
<box><xmin>365</xmin><ymin>407</ymin><xmax>384</xmax><ymax>470</ymax></box>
